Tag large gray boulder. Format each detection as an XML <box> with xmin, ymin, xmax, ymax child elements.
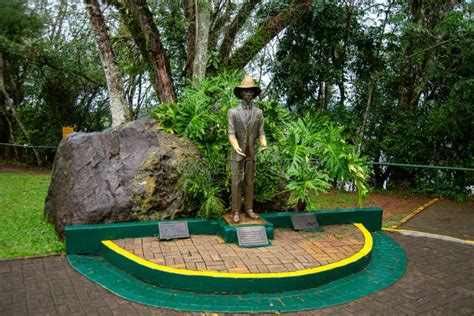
<box><xmin>45</xmin><ymin>119</ymin><xmax>200</xmax><ymax>237</ymax></box>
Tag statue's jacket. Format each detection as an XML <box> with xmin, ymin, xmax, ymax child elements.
<box><xmin>227</xmin><ymin>103</ymin><xmax>265</xmax><ymax>162</ymax></box>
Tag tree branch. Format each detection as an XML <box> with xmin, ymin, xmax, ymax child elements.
<box><xmin>222</xmin><ymin>0</ymin><xmax>311</xmax><ymax>71</ymax></box>
<box><xmin>209</xmin><ymin>0</ymin><xmax>233</xmax><ymax>47</ymax></box>
<box><xmin>218</xmin><ymin>0</ymin><xmax>261</xmax><ymax>62</ymax></box>
<box><xmin>1</xmin><ymin>37</ymin><xmax>105</xmax><ymax>87</ymax></box>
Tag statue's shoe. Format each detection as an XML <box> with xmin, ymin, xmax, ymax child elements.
<box><xmin>233</xmin><ymin>212</ymin><xmax>240</xmax><ymax>223</ymax></box>
<box><xmin>245</xmin><ymin>209</ymin><xmax>259</xmax><ymax>219</ymax></box>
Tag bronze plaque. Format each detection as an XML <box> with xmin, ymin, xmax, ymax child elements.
<box><xmin>158</xmin><ymin>221</ymin><xmax>189</xmax><ymax>240</ymax></box>
<box><xmin>237</xmin><ymin>226</ymin><xmax>269</xmax><ymax>247</ymax></box>
<box><xmin>291</xmin><ymin>213</ymin><xmax>319</xmax><ymax>230</ymax></box>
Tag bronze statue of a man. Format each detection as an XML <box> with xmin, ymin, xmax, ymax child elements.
<box><xmin>228</xmin><ymin>75</ymin><xmax>267</xmax><ymax>223</ymax></box>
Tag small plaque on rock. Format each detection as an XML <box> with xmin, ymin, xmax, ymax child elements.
<box><xmin>291</xmin><ymin>213</ymin><xmax>320</xmax><ymax>230</ymax></box>
<box><xmin>237</xmin><ymin>226</ymin><xmax>269</xmax><ymax>247</ymax></box>
<box><xmin>159</xmin><ymin>221</ymin><xmax>189</xmax><ymax>240</ymax></box>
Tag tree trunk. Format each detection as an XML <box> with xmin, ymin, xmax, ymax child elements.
<box><xmin>397</xmin><ymin>0</ymin><xmax>422</xmax><ymax>110</ymax></box>
<box><xmin>84</xmin><ymin>0</ymin><xmax>129</xmax><ymax>127</ymax></box>
<box><xmin>192</xmin><ymin>0</ymin><xmax>211</xmax><ymax>84</ymax></box>
<box><xmin>124</xmin><ymin>0</ymin><xmax>176</xmax><ymax>103</ymax></box>
<box><xmin>0</xmin><ymin>51</ymin><xmax>42</xmax><ymax>166</ymax></box>
<box><xmin>323</xmin><ymin>81</ymin><xmax>331</xmax><ymax>110</ymax></box>
<box><xmin>338</xmin><ymin>81</ymin><xmax>345</xmax><ymax>108</ymax></box>
<box><xmin>221</xmin><ymin>0</ymin><xmax>311</xmax><ymax>71</ymax></box>
<box><xmin>358</xmin><ymin>0</ymin><xmax>392</xmax><ymax>149</ymax></box>
<box><xmin>358</xmin><ymin>80</ymin><xmax>373</xmax><ymax>150</ymax></box>
<box><xmin>397</xmin><ymin>56</ymin><xmax>417</xmax><ymax>110</ymax></box>
<box><xmin>0</xmin><ymin>107</ymin><xmax>19</xmax><ymax>159</ymax></box>
<box><xmin>109</xmin><ymin>0</ymin><xmax>159</xmax><ymax>96</ymax></box>
<box><xmin>396</xmin><ymin>0</ymin><xmax>457</xmax><ymax>110</ymax></box>
<box><xmin>182</xmin><ymin>0</ymin><xmax>196</xmax><ymax>79</ymax></box>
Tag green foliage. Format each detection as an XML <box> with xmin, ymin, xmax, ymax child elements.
<box><xmin>0</xmin><ymin>173</ymin><xmax>64</xmax><ymax>259</ymax></box>
<box><xmin>152</xmin><ymin>72</ymin><xmax>370</xmax><ymax>218</ymax></box>
<box><xmin>254</xmin><ymin>145</ymin><xmax>283</xmax><ymax>203</ymax></box>
<box><xmin>178</xmin><ymin>157</ymin><xmax>226</xmax><ymax>219</ymax></box>
<box><xmin>0</xmin><ymin>0</ymin><xmax>42</xmax><ymax>39</ymax></box>
<box><xmin>272</xmin><ymin>1</ymin><xmax>364</xmax><ymax>111</ymax></box>
<box><xmin>359</xmin><ymin>3</ymin><xmax>474</xmax><ymax>195</ymax></box>
<box><xmin>280</xmin><ymin>114</ymin><xmax>370</xmax><ymax>208</ymax></box>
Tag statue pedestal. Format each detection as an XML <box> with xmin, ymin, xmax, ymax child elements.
<box><xmin>222</xmin><ymin>213</ymin><xmax>268</xmax><ymax>226</ymax></box>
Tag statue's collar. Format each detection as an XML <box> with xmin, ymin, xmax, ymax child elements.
<box><xmin>240</xmin><ymin>101</ymin><xmax>253</xmax><ymax>110</ymax></box>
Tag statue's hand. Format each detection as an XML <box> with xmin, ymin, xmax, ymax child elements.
<box><xmin>234</xmin><ymin>146</ymin><xmax>246</xmax><ymax>157</ymax></box>
<box><xmin>229</xmin><ymin>135</ymin><xmax>245</xmax><ymax>157</ymax></box>
<box><xmin>258</xmin><ymin>136</ymin><xmax>268</xmax><ymax>152</ymax></box>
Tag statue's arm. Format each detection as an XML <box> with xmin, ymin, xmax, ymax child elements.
<box><xmin>258</xmin><ymin>110</ymin><xmax>267</xmax><ymax>150</ymax></box>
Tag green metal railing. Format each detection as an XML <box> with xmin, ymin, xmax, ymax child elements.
<box><xmin>0</xmin><ymin>143</ymin><xmax>58</xmax><ymax>149</ymax></box>
<box><xmin>0</xmin><ymin>143</ymin><xmax>58</xmax><ymax>166</ymax></box>
<box><xmin>370</xmin><ymin>162</ymin><xmax>474</xmax><ymax>194</ymax></box>
<box><xmin>371</xmin><ymin>161</ymin><xmax>474</xmax><ymax>172</ymax></box>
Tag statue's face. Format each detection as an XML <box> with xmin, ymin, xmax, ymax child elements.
<box><xmin>241</xmin><ymin>89</ymin><xmax>254</xmax><ymax>103</ymax></box>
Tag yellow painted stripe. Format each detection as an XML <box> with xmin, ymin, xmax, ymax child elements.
<box><xmin>102</xmin><ymin>223</ymin><xmax>373</xmax><ymax>279</ymax></box>
<box><xmin>383</xmin><ymin>227</ymin><xmax>474</xmax><ymax>245</ymax></box>
<box><xmin>391</xmin><ymin>198</ymin><xmax>439</xmax><ymax>229</ymax></box>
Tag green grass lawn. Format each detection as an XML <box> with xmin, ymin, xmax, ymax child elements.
<box><xmin>313</xmin><ymin>191</ymin><xmax>361</xmax><ymax>210</ymax></box>
<box><xmin>0</xmin><ymin>173</ymin><xmax>64</xmax><ymax>259</ymax></box>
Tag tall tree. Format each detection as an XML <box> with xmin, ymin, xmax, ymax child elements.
<box><xmin>84</xmin><ymin>0</ymin><xmax>129</xmax><ymax>126</ymax></box>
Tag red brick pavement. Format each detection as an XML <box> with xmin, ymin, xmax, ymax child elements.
<box><xmin>113</xmin><ymin>225</ymin><xmax>365</xmax><ymax>273</ymax></box>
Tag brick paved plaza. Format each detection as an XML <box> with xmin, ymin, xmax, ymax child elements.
<box><xmin>113</xmin><ymin>225</ymin><xmax>364</xmax><ymax>273</ymax></box>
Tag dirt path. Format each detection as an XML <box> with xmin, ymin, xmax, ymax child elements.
<box><xmin>0</xmin><ymin>164</ymin><xmax>51</xmax><ymax>175</ymax></box>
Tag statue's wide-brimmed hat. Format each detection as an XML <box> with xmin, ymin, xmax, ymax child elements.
<box><xmin>234</xmin><ymin>75</ymin><xmax>261</xmax><ymax>99</ymax></box>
